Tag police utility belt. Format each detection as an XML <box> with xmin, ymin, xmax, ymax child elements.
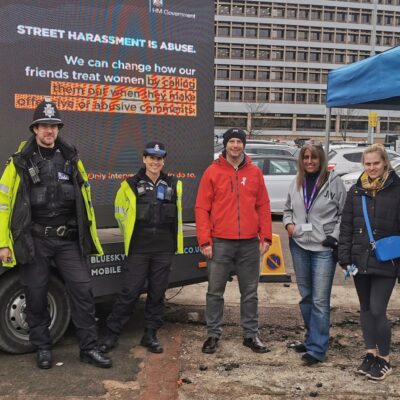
<box><xmin>31</xmin><ymin>223</ymin><xmax>78</xmax><ymax>240</ymax></box>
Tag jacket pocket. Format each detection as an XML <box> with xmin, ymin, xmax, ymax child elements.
<box><xmin>292</xmin><ymin>224</ymin><xmax>304</xmax><ymax>238</ymax></box>
<box><xmin>323</xmin><ymin>222</ymin><xmax>336</xmax><ymax>235</ymax></box>
<box><xmin>161</xmin><ymin>203</ymin><xmax>177</xmax><ymax>224</ymax></box>
<box><xmin>136</xmin><ymin>203</ymin><xmax>151</xmax><ymax>222</ymax></box>
<box><xmin>60</xmin><ymin>184</ymin><xmax>75</xmax><ymax>201</ymax></box>
<box><xmin>30</xmin><ymin>186</ymin><xmax>47</xmax><ymax>206</ymax></box>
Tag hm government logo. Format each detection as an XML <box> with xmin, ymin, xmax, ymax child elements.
<box><xmin>149</xmin><ymin>0</ymin><xmax>195</xmax><ymax>19</ymax></box>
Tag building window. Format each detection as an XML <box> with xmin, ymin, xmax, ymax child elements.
<box><xmin>298</xmin><ymin>30</ymin><xmax>308</xmax><ymax>40</ymax></box>
<box><xmin>216</xmin><ymin>87</ymin><xmax>229</xmax><ymax>101</ymax></box>
<box><xmin>296</xmin><ymin>92</ymin><xmax>307</xmax><ymax>103</ymax></box>
<box><xmin>271</xmin><ymin>50</ymin><xmax>284</xmax><ymax>61</ymax></box>
<box><xmin>245</xmin><ymin>48</ymin><xmax>257</xmax><ymax>59</ymax></box>
<box><xmin>270</xmin><ymin>70</ymin><xmax>283</xmax><ymax>80</ymax></box>
<box><xmin>244</xmin><ymin>91</ymin><xmax>256</xmax><ymax>101</ymax></box>
<box><xmin>257</xmin><ymin>91</ymin><xmax>269</xmax><ymax>101</ymax></box>
<box><xmin>217</xmin><ymin>25</ymin><xmax>230</xmax><ymax>36</ymax></box>
<box><xmin>285</xmin><ymin>50</ymin><xmax>296</xmax><ymax>61</ymax></box>
<box><xmin>244</xmin><ymin>69</ymin><xmax>256</xmax><ymax>80</ymax></box>
<box><xmin>271</xmin><ymin>91</ymin><xmax>283</xmax><ymax>102</ymax></box>
<box><xmin>232</xmin><ymin>5</ymin><xmax>244</xmax><ymax>16</ymax></box>
<box><xmin>218</xmin><ymin>5</ymin><xmax>230</xmax><ymax>15</ymax></box>
<box><xmin>231</xmin><ymin>69</ymin><xmax>242</xmax><ymax>80</ymax></box>
<box><xmin>308</xmin><ymin>92</ymin><xmax>320</xmax><ymax>104</ymax></box>
<box><xmin>231</xmin><ymin>48</ymin><xmax>244</xmax><ymax>59</ymax></box>
<box><xmin>216</xmin><ymin>68</ymin><xmax>229</xmax><ymax>79</ymax></box>
<box><xmin>259</xmin><ymin>49</ymin><xmax>270</xmax><ymax>60</ymax></box>
<box><xmin>230</xmin><ymin>90</ymin><xmax>242</xmax><ymax>101</ymax></box>
<box><xmin>260</xmin><ymin>6</ymin><xmax>272</xmax><ymax>17</ymax></box>
<box><xmin>259</xmin><ymin>27</ymin><xmax>271</xmax><ymax>38</ymax></box>
<box><xmin>232</xmin><ymin>25</ymin><xmax>244</xmax><ymax>37</ymax></box>
<box><xmin>246</xmin><ymin>26</ymin><xmax>257</xmax><ymax>38</ymax></box>
<box><xmin>246</xmin><ymin>5</ymin><xmax>257</xmax><ymax>16</ymax></box>
<box><xmin>216</xmin><ymin>47</ymin><xmax>229</xmax><ymax>58</ymax></box>
<box><xmin>258</xmin><ymin>69</ymin><xmax>269</xmax><ymax>81</ymax></box>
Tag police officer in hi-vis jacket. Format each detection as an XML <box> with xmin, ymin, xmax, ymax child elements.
<box><xmin>100</xmin><ymin>142</ymin><xmax>183</xmax><ymax>354</ymax></box>
<box><xmin>0</xmin><ymin>99</ymin><xmax>112</xmax><ymax>370</ymax></box>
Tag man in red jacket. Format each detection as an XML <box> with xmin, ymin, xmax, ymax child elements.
<box><xmin>195</xmin><ymin>128</ymin><xmax>272</xmax><ymax>354</ymax></box>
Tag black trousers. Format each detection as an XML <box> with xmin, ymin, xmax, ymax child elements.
<box><xmin>353</xmin><ymin>273</ymin><xmax>396</xmax><ymax>357</ymax></box>
<box><xmin>20</xmin><ymin>236</ymin><xmax>97</xmax><ymax>351</ymax></box>
<box><xmin>106</xmin><ymin>252</ymin><xmax>173</xmax><ymax>334</ymax></box>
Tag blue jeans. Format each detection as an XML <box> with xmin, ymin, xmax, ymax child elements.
<box><xmin>289</xmin><ymin>238</ymin><xmax>336</xmax><ymax>361</ymax></box>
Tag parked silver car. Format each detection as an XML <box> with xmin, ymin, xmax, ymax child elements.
<box><xmin>250</xmin><ymin>155</ymin><xmax>297</xmax><ymax>213</ymax></box>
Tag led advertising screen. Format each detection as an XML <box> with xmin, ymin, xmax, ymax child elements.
<box><xmin>0</xmin><ymin>0</ymin><xmax>214</xmax><ymax>226</ymax></box>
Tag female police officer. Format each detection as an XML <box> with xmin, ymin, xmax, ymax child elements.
<box><xmin>100</xmin><ymin>142</ymin><xmax>183</xmax><ymax>353</ymax></box>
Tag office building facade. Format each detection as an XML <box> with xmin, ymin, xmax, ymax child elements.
<box><xmin>214</xmin><ymin>0</ymin><xmax>400</xmax><ymax>140</ymax></box>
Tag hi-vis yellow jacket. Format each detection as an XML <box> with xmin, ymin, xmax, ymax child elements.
<box><xmin>114</xmin><ymin>178</ymin><xmax>183</xmax><ymax>256</ymax></box>
<box><xmin>0</xmin><ymin>137</ymin><xmax>103</xmax><ymax>267</ymax></box>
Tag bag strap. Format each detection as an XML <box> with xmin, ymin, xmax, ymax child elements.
<box><xmin>361</xmin><ymin>195</ymin><xmax>376</xmax><ymax>247</ymax></box>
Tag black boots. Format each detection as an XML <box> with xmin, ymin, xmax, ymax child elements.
<box><xmin>80</xmin><ymin>348</ymin><xmax>113</xmax><ymax>368</ymax></box>
<box><xmin>99</xmin><ymin>332</ymin><xmax>119</xmax><ymax>353</ymax></box>
<box><xmin>37</xmin><ymin>349</ymin><xmax>52</xmax><ymax>369</ymax></box>
<box><xmin>140</xmin><ymin>328</ymin><xmax>163</xmax><ymax>353</ymax></box>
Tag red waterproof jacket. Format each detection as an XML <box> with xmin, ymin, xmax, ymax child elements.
<box><xmin>195</xmin><ymin>154</ymin><xmax>272</xmax><ymax>248</ymax></box>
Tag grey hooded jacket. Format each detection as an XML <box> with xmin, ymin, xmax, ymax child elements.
<box><xmin>283</xmin><ymin>171</ymin><xmax>347</xmax><ymax>252</ymax></box>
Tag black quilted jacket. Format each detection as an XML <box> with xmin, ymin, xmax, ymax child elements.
<box><xmin>338</xmin><ymin>170</ymin><xmax>400</xmax><ymax>277</ymax></box>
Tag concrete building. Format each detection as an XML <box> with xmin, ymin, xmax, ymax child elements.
<box><xmin>214</xmin><ymin>0</ymin><xmax>400</xmax><ymax>141</ymax></box>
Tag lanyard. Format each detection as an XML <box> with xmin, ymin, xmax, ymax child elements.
<box><xmin>303</xmin><ymin>178</ymin><xmax>318</xmax><ymax>213</ymax></box>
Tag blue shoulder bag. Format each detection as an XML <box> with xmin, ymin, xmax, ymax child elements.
<box><xmin>362</xmin><ymin>195</ymin><xmax>400</xmax><ymax>262</ymax></box>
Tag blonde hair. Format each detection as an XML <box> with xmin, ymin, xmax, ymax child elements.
<box><xmin>361</xmin><ymin>144</ymin><xmax>391</xmax><ymax>172</ymax></box>
<box><xmin>296</xmin><ymin>144</ymin><xmax>328</xmax><ymax>190</ymax></box>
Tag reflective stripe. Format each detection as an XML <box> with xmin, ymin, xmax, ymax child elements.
<box><xmin>0</xmin><ymin>204</ymin><xmax>8</xmax><ymax>211</ymax></box>
<box><xmin>114</xmin><ymin>206</ymin><xmax>125</xmax><ymax>215</ymax></box>
<box><xmin>0</xmin><ymin>184</ymin><xmax>9</xmax><ymax>193</ymax></box>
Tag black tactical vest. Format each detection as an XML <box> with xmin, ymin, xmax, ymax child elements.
<box><xmin>134</xmin><ymin>178</ymin><xmax>177</xmax><ymax>229</ymax></box>
<box><xmin>29</xmin><ymin>148</ymin><xmax>76</xmax><ymax>223</ymax></box>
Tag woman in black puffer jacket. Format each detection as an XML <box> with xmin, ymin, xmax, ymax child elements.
<box><xmin>339</xmin><ymin>144</ymin><xmax>400</xmax><ymax>382</ymax></box>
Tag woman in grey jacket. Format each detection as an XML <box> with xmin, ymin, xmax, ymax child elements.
<box><xmin>283</xmin><ymin>144</ymin><xmax>347</xmax><ymax>365</ymax></box>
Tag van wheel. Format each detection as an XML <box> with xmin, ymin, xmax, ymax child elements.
<box><xmin>0</xmin><ymin>271</ymin><xmax>71</xmax><ymax>354</ymax></box>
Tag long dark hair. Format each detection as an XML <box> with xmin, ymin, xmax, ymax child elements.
<box><xmin>296</xmin><ymin>144</ymin><xmax>329</xmax><ymax>190</ymax></box>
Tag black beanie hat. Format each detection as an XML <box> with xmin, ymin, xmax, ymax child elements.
<box><xmin>222</xmin><ymin>128</ymin><xmax>246</xmax><ymax>148</ymax></box>
<box><xmin>30</xmin><ymin>100</ymin><xmax>63</xmax><ymax>133</ymax></box>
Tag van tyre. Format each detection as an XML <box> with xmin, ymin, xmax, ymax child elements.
<box><xmin>0</xmin><ymin>271</ymin><xmax>71</xmax><ymax>354</ymax></box>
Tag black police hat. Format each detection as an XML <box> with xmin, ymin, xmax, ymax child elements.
<box><xmin>29</xmin><ymin>100</ymin><xmax>64</xmax><ymax>133</ymax></box>
<box><xmin>143</xmin><ymin>142</ymin><xmax>167</xmax><ymax>157</ymax></box>
<box><xmin>222</xmin><ymin>128</ymin><xmax>246</xmax><ymax>147</ymax></box>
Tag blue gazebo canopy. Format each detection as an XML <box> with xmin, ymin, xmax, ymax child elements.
<box><xmin>326</xmin><ymin>46</ymin><xmax>400</xmax><ymax>110</ymax></box>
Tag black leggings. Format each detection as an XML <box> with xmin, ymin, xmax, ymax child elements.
<box><xmin>353</xmin><ymin>274</ymin><xmax>396</xmax><ymax>357</ymax></box>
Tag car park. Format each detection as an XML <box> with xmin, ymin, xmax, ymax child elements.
<box><xmin>328</xmin><ymin>147</ymin><xmax>400</xmax><ymax>176</ymax></box>
<box><xmin>214</xmin><ymin>140</ymin><xmax>299</xmax><ymax>160</ymax></box>
<box><xmin>341</xmin><ymin>159</ymin><xmax>400</xmax><ymax>191</ymax></box>
<box><xmin>250</xmin><ymin>155</ymin><xmax>297</xmax><ymax>213</ymax></box>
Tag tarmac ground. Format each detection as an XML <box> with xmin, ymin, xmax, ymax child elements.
<box><xmin>1</xmin><ymin>218</ymin><xmax>400</xmax><ymax>399</ymax></box>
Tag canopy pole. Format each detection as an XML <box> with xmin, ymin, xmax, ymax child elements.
<box><xmin>324</xmin><ymin>108</ymin><xmax>331</xmax><ymax>156</ymax></box>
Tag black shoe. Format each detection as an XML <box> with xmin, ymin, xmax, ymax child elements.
<box><xmin>366</xmin><ymin>356</ymin><xmax>392</xmax><ymax>381</ymax></box>
<box><xmin>302</xmin><ymin>353</ymin><xmax>321</xmax><ymax>366</ymax></box>
<box><xmin>80</xmin><ymin>348</ymin><xmax>112</xmax><ymax>368</ymax></box>
<box><xmin>36</xmin><ymin>349</ymin><xmax>52</xmax><ymax>369</ymax></box>
<box><xmin>243</xmin><ymin>336</ymin><xmax>268</xmax><ymax>353</ymax></box>
<box><xmin>99</xmin><ymin>333</ymin><xmax>119</xmax><ymax>353</ymax></box>
<box><xmin>140</xmin><ymin>329</ymin><xmax>163</xmax><ymax>353</ymax></box>
<box><xmin>202</xmin><ymin>337</ymin><xmax>219</xmax><ymax>354</ymax></box>
<box><xmin>294</xmin><ymin>343</ymin><xmax>307</xmax><ymax>353</ymax></box>
<box><xmin>356</xmin><ymin>353</ymin><xmax>376</xmax><ymax>375</ymax></box>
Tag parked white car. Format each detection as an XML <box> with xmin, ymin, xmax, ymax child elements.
<box><xmin>250</xmin><ymin>155</ymin><xmax>297</xmax><ymax>213</ymax></box>
<box><xmin>328</xmin><ymin>147</ymin><xmax>400</xmax><ymax>176</ymax></box>
<box><xmin>341</xmin><ymin>160</ymin><xmax>400</xmax><ymax>191</ymax></box>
